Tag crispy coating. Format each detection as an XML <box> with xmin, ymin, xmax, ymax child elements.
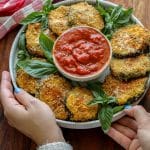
<box><xmin>37</xmin><ymin>74</ymin><xmax>72</xmax><ymax>120</ymax></box>
<box><xmin>48</xmin><ymin>6</ymin><xmax>70</xmax><ymax>36</ymax></box>
<box><xmin>26</xmin><ymin>23</ymin><xmax>56</xmax><ymax>57</ymax></box>
<box><xmin>68</xmin><ymin>2</ymin><xmax>104</xmax><ymax>30</ymax></box>
<box><xmin>111</xmin><ymin>55</ymin><xmax>150</xmax><ymax>81</ymax></box>
<box><xmin>66</xmin><ymin>87</ymin><xmax>98</xmax><ymax>121</ymax></box>
<box><xmin>111</xmin><ymin>24</ymin><xmax>150</xmax><ymax>57</ymax></box>
<box><xmin>48</xmin><ymin>2</ymin><xmax>104</xmax><ymax>36</ymax></box>
<box><xmin>16</xmin><ymin>69</ymin><xmax>37</xmax><ymax>94</ymax></box>
<box><xmin>102</xmin><ymin>75</ymin><xmax>148</xmax><ymax>105</ymax></box>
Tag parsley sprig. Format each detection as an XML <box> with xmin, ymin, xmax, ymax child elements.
<box><xmin>87</xmin><ymin>83</ymin><xmax>117</xmax><ymax>133</ymax></box>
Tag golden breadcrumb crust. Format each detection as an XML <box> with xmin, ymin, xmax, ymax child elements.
<box><xmin>48</xmin><ymin>6</ymin><xmax>70</xmax><ymax>36</ymax></box>
<box><xmin>111</xmin><ymin>24</ymin><xmax>150</xmax><ymax>57</ymax></box>
<box><xmin>110</xmin><ymin>55</ymin><xmax>150</xmax><ymax>81</ymax></box>
<box><xmin>26</xmin><ymin>23</ymin><xmax>56</xmax><ymax>57</ymax></box>
<box><xmin>68</xmin><ymin>2</ymin><xmax>104</xmax><ymax>30</ymax></box>
<box><xmin>16</xmin><ymin>69</ymin><xmax>37</xmax><ymax>94</ymax></box>
<box><xmin>37</xmin><ymin>74</ymin><xmax>72</xmax><ymax>120</ymax></box>
<box><xmin>66</xmin><ymin>87</ymin><xmax>98</xmax><ymax>121</ymax></box>
<box><xmin>102</xmin><ymin>75</ymin><xmax>148</xmax><ymax>105</ymax></box>
<box><xmin>48</xmin><ymin>2</ymin><xmax>104</xmax><ymax>36</ymax></box>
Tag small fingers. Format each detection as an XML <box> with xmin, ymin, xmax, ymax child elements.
<box><xmin>107</xmin><ymin>127</ymin><xmax>131</xmax><ymax>149</ymax></box>
<box><xmin>112</xmin><ymin>123</ymin><xmax>136</xmax><ymax>139</ymax></box>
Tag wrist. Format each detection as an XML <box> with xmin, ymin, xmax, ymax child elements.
<box><xmin>35</xmin><ymin>126</ymin><xmax>65</xmax><ymax>146</ymax></box>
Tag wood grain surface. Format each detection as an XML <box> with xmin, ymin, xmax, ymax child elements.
<box><xmin>0</xmin><ymin>0</ymin><xmax>150</xmax><ymax>150</ymax></box>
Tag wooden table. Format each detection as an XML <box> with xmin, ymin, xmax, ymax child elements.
<box><xmin>0</xmin><ymin>0</ymin><xmax>150</xmax><ymax>149</ymax></box>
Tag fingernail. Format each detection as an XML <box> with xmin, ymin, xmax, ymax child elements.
<box><xmin>124</xmin><ymin>105</ymin><xmax>132</xmax><ymax>109</ymax></box>
<box><xmin>14</xmin><ymin>87</ymin><xmax>21</xmax><ymax>93</ymax></box>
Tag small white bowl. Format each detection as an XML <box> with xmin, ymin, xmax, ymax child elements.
<box><xmin>53</xmin><ymin>26</ymin><xmax>112</xmax><ymax>82</ymax></box>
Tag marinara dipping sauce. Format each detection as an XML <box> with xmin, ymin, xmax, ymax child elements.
<box><xmin>53</xmin><ymin>26</ymin><xmax>111</xmax><ymax>81</ymax></box>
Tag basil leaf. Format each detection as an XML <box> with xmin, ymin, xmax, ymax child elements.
<box><xmin>111</xmin><ymin>5</ymin><xmax>122</xmax><ymax>21</ymax></box>
<box><xmin>17</xmin><ymin>60</ymin><xmax>57</xmax><ymax>78</ymax></box>
<box><xmin>39</xmin><ymin>32</ymin><xmax>54</xmax><ymax>63</ymax></box>
<box><xmin>21</xmin><ymin>12</ymin><xmax>43</xmax><ymax>25</ymax></box>
<box><xmin>96</xmin><ymin>4</ymin><xmax>107</xmax><ymax>16</ymax></box>
<box><xmin>87</xmin><ymin>83</ymin><xmax>106</xmax><ymax>97</ymax></box>
<box><xmin>43</xmin><ymin>0</ymin><xmax>54</xmax><ymax>13</ymax></box>
<box><xmin>113</xmin><ymin>105</ymin><xmax>124</xmax><ymax>114</ymax></box>
<box><xmin>116</xmin><ymin>8</ymin><xmax>133</xmax><ymax>25</ymax></box>
<box><xmin>107</xmin><ymin>96</ymin><xmax>117</xmax><ymax>104</ymax></box>
<box><xmin>41</xmin><ymin>15</ymin><xmax>49</xmax><ymax>31</ymax></box>
<box><xmin>18</xmin><ymin>31</ymin><xmax>26</xmax><ymax>50</ymax></box>
<box><xmin>17</xmin><ymin>50</ymin><xmax>30</xmax><ymax>60</ymax></box>
<box><xmin>96</xmin><ymin>3</ymin><xmax>134</xmax><ymax>39</ymax></box>
<box><xmin>88</xmin><ymin>97</ymin><xmax>104</xmax><ymax>106</ymax></box>
<box><xmin>17</xmin><ymin>31</ymin><xmax>30</xmax><ymax>60</ymax></box>
<box><xmin>98</xmin><ymin>105</ymin><xmax>113</xmax><ymax>133</ymax></box>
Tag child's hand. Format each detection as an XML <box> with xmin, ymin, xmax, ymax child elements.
<box><xmin>0</xmin><ymin>71</ymin><xmax>65</xmax><ymax>145</ymax></box>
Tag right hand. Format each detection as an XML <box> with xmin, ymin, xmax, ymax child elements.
<box><xmin>107</xmin><ymin>105</ymin><xmax>150</xmax><ymax>150</ymax></box>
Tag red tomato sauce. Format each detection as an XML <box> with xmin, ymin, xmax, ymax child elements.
<box><xmin>54</xmin><ymin>27</ymin><xmax>110</xmax><ymax>76</ymax></box>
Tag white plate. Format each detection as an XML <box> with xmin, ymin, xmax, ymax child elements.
<box><xmin>9</xmin><ymin>0</ymin><xmax>150</xmax><ymax>129</ymax></box>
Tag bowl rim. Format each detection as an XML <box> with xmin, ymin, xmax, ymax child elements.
<box><xmin>52</xmin><ymin>26</ymin><xmax>112</xmax><ymax>82</ymax></box>
<box><xmin>9</xmin><ymin>0</ymin><xmax>149</xmax><ymax>129</ymax></box>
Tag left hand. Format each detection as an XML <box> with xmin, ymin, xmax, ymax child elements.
<box><xmin>0</xmin><ymin>71</ymin><xmax>65</xmax><ymax>146</ymax></box>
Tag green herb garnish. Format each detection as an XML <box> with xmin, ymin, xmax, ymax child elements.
<box><xmin>88</xmin><ymin>82</ymin><xmax>117</xmax><ymax>133</ymax></box>
<box><xmin>17</xmin><ymin>31</ymin><xmax>30</xmax><ymax>61</ymax></box>
<box><xmin>17</xmin><ymin>60</ymin><xmax>57</xmax><ymax>78</ymax></box>
<box><xmin>96</xmin><ymin>0</ymin><xmax>134</xmax><ymax>39</ymax></box>
<box><xmin>113</xmin><ymin>105</ymin><xmax>124</xmax><ymax>114</ymax></box>
<box><xmin>17</xmin><ymin>31</ymin><xmax>57</xmax><ymax>78</ymax></box>
<box><xmin>21</xmin><ymin>12</ymin><xmax>43</xmax><ymax>25</ymax></box>
<box><xmin>21</xmin><ymin>0</ymin><xmax>54</xmax><ymax>30</ymax></box>
<box><xmin>39</xmin><ymin>32</ymin><xmax>54</xmax><ymax>63</ymax></box>
<box><xmin>98</xmin><ymin>105</ymin><xmax>113</xmax><ymax>132</ymax></box>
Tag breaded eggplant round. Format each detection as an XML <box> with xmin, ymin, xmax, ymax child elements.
<box><xmin>16</xmin><ymin>69</ymin><xmax>37</xmax><ymax>94</ymax></box>
<box><xmin>37</xmin><ymin>74</ymin><xmax>72</xmax><ymax>120</ymax></box>
<box><xmin>66</xmin><ymin>87</ymin><xmax>98</xmax><ymax>121</ymax></box>
<box><xmin>48</xmin><ymin>6</ymin><xmax>70</xmax><ymax>36</ymax></box>
<box><xmin>110</xmin><ymin>55</ymin><xmax>150</xmax><ymax>81</ymax></box>
<box><xmin>26</xmin><ymin>23</ymin><xmax>56</xmax><ymax>57</ymax></box>
<box><xmin>68</xmin><ymin>2</ymin><xmax>104</xmax><ymax>30</ymax></box>
<box><xmin>48</xmin><ymin>2</ymin><xmax>104</xmax><ymax>36</ymax></box>
<box><xmin>102</xmin><ymin>75</ymin><xmax>148</xmax><ymax>105</ymax></box>
<box><xmin>111</xmin><ymin>24</ymin><xmax>150</xmax><ymax>57</ymax></box>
